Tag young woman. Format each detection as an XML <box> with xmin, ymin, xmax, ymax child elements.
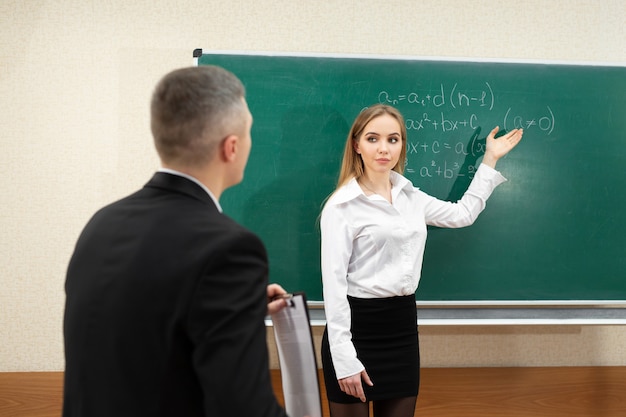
<box><xmin>320</xmin><ymin>104</ymin><xmax>523</xmax><ymax>417</ymax></box>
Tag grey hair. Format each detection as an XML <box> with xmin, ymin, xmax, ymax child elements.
<box><xmin>150</xmin><ymin>65</ymin><xmax>246</xmax><ymax>168</ymax></box>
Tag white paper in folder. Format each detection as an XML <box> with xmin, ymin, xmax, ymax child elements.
<box><xmin>270</xmin><ymin>292</ymin><xmax>322</xmax><ymax>417</ymax></box>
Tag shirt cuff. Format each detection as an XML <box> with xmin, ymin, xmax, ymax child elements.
<box><xmin>331</xmin><ymin>340</ymin><xmax>365</xmax><ymax>379</ymax></box>
<box><xmin>478</xmin><ymin>163</ymin><xmax>507</xmax><ymax>185</ymax></box>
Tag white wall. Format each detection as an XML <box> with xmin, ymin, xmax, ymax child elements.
<box><xmin>1</xmin><ymin>0</ymin><xmax>625</xmax><ymax>371</ymax></box>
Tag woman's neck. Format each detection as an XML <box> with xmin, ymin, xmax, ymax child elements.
<box><xmin>358</xmin><ymin>173</ymin><xmax>392</xmax><ymax>201</ymax></box>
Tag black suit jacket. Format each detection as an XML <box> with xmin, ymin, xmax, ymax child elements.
<box><xmin>63</xmin><ymin>172</ymin><xmax>288</xmax><ymax>417</ymax></box>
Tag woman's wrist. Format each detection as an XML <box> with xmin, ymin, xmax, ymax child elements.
<box><xmin>482</xmin><ymin>152</ymin><xmax>498</xmax><ymax>168</ymax></box>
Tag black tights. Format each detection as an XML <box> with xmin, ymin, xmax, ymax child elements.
<box><xmin>328</xmin><ymin>396</ymin><xmax>417</xmax><ymax>417</ymax></box>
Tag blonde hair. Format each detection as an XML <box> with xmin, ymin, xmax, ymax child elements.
<box><xmin>335</xmin><ymin>104</ymin><xmax>407</xmax><ymax>189</ymax></box>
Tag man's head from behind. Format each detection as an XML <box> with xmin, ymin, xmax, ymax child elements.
<box><xmin>150</xmin><ymin>66</ymin><xmax>251</xmax><ymax>188</ymax></box>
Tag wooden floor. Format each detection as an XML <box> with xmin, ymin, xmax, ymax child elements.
<box><xmin>2</xmin><ymin>367</ymin><xmax>626</xmax><ymax>416</ymax></box>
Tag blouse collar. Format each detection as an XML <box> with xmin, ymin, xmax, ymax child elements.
<box><xmin>327</xmin><ymin>171</ymin><xmax>416</xmax><ymax>206</ymax></box>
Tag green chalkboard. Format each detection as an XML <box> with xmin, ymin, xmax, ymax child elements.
<box><xmin>196</xmin><ymin>50</ymin><xmax>626</xmax><ymax>303</ymax></box>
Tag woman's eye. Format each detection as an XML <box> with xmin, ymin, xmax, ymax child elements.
<box><xmin>367</xmin><ymin>136</ymin><xmax>377</xmax><ymax>142</ymax></box>
<box><xmin>389</xmin><ymin>137</ymin><xmax>399</xmax><ymax>143</ymax></box>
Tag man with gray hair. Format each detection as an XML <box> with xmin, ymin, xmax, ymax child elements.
<box><xmin>63</xmin><ymin>66</ymin><xmax>290</xmax><ymax>417</ymax></box>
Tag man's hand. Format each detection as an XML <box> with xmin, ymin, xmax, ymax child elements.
<box><xmin>266</xmin><ymin>283</ymin><xmax>289</xmax><ymax>315</ymax></box>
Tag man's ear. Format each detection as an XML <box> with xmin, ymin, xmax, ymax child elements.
<box><xmin>221</xmin><ymin>135</ymin><xmax>238</xmax><ymax>162</ymax></box>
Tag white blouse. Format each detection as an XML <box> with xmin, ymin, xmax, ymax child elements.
<box><xmin>320</xmin><ymin>163</ymin><xmax>507</xmax><ymax>379</ymax></box>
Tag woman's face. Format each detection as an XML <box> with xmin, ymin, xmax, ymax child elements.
<box><xmin>354</xmin><ymin>113</ymin><xmax>403</xmax><ymax>176</ymax></box>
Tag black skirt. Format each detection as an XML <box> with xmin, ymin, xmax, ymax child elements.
<box><xmin>321</xmin><ymin>295</ymin><xmax>420</xmax><ymax>403</ymax></box>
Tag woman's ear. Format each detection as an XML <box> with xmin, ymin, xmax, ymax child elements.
<box><xmin>353</xmin><ymin>140</ymin><xmax>361</xmax><ymax>154</ymax></box>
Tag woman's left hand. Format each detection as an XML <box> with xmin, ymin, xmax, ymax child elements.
<box><xmin>482</xmin><ymin>126</ymin><xmax>523</xmax><ymax>168</ymax></box>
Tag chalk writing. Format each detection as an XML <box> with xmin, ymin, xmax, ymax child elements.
<box><xmin>377</xmin><ymin>83</ymin><xmax>556</xmax><ymax>136</ymax></box>
<box><xmin>404</xmin><ymin>160</ymin><xmax>479</xmax><ymax>179</ymax></box>
<box><xmin>405</xmin><ymin>135</ymin><xmax>484</xmax><ymax>179</ymax></box>
<box><xmin>375</xmin><ymin>82</ymin><xmax>556</xmax><ymax>182</ymax></box>
<box><xmin>405</xmin><ymin>112</ymin><xmax>480</xmax><ymax>132</ymax></box>
<box><xmin>378</xmin><ymin>82</ymin><xmax>494</xmax><ymax>110</ymax></box>
<box><xmin>407</xmin><ymin>136</ymin><xmax>485</xmax><ymax>158</ymax></box>
<box><xmin>504</xmin><ymin>106</ymin><xmax>555</xmax><ymax>135</ymax></box>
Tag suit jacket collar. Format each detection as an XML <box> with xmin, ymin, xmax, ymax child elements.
<box><xmin>145</xmin><ymin>172</ymin><xmax>220</xmax><ymax>211</ymax></box>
